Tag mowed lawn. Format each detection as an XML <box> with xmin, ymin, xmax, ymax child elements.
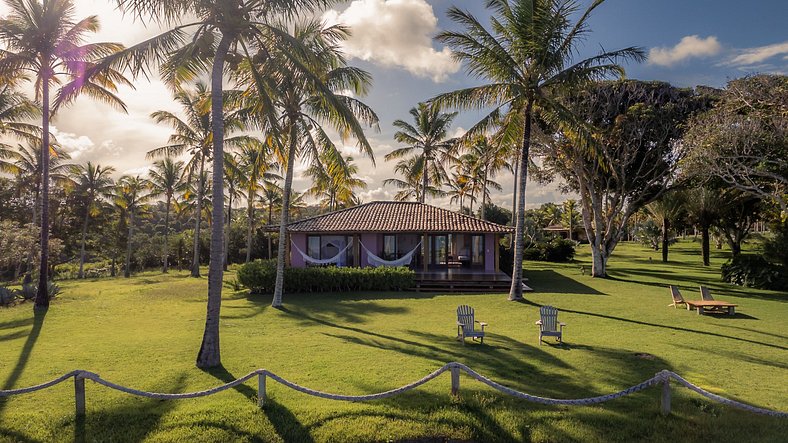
<box><xmin>1</xmin><ymin>241</ymin><xmax>786</xmax><ymax>442</ymax></box>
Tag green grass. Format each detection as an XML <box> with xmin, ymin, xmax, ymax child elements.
<box><xmin>1</xmin><ymin>240</ymin><xmax>786</xmax><ymax>442</ymax></box>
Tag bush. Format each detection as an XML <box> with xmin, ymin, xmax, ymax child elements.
<box><xmin>0</xmin><ymin>287</ymin><xmax>16</xmax><ymax>306</ymax></box>
<box><xmin>721</xmin><ymin>254</ymin><xmax>787</xmax><ymax>290</ymax></box>
<box><xmin>54</xmin><ymin>260</ymin><xmax>113</xmax><ymax>280</ymax></box>
<box><xmin>523</xmin><ymin>238</ymin><xmax>576</xmax><ymax>262</ymax></box>
<box><xmin>238</xmin><ymin>260</ymin><xmax>415</xmax><ymax>294</ymax></box>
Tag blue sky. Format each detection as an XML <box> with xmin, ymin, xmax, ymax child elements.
<box><xmin>2</xmin><ymin>0</ymin><xmax>785</xmax><ymax>208</ymax></box>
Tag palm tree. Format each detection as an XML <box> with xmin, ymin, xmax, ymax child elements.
<box><xmin>148</xmin><ymin>157</ymin><xmax>186</xmax><ymax>273</ymax></box>
<box><xmin>433</xmin><ymin>0</ymin><xmax>644</xmax><ymax>299</ymax></box>
<box><xmin>236</xmin><ymin>21</ymin><xmax>378</xmax><ymax>308</ymax></box>
<box><xmin>446</xmin><ymin>170</ymin><xmax>474</xmax><ymax>212</ymax></box>
<box><xmin>561</xmin><ymin>199</ymin><xmax>580</xmax><ymax>240</ymax></box>
<box><xmin>306</xmin><ymin>154</ymin><xmax>366</xmax><ymax>211</ymax></box>
<box><xmin>12</xmin><ymin>143</ymin><xmax>73</xmax><ymax>230</ymax></box>
<box><xmin>260</xmin><ymin>182</ymin><xmax>283</xmax><ymax>259</ymax></box>
<box><xmin>0</xmin><ymin>0</ymin><xmax>130</xmax><ymax>309</ymax></box>
<box><xmin>646</xmin><ymin>191</ymin><xmax>684</xmax><ymax>262</ymax></box>
<box><xmin>237</xmin><ymin>139</ymin><xmax>279</xmax><ymax>263</ymax></box>
<box><xmin>383</xmin><ymin>156</ymin><xmax>446</xmax><ymax>202</ymax></box>
<box><xmin>0</xmin><ymin>85</ymin><xmax>39</xmax><ymax>160</ymax></box>
<box><xmin>72</xmin><ymin>162</ymin><xmax>115</xmax><ymax>278</ymax></box>
<box><xmin>463</xmin><ymin>135</ymin><xmax>507</xmax><ymax>220</ymax></box>
<box><xmin>112</xmin><ymin>0</ymin><xmax>340</xmax><ymax>369</ymax></box>
<box><xmin>113</xmin><ymin>176</ymin><xmax>152</xmax><ymax>278</ymax></box>
<box><xmin>148</xmin><ymin>83</ymin><xmax>245</xmax><ymax>277</ymax></box>
<box><xmin>386</xmin><ymin>103</ymin><xmax>457</xmax><ymax>203</ymax></box>
<box><xmin>684</xmin><ymin>188</ymin><xmax>720</xmax><ymax>266</ymax></box>
<box><xmin>223</xmin><ymin>152</ymin><xmax>245</xmax><ymax>269</ymax></box>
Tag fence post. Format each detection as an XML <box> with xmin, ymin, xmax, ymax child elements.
<box><xmin>660</xmin><ymin>376</ymin><xmax>671</xmax><ymax>416</ymax></box>
<box><xmin>74</xmin><ymin>373</ymin><xmax>86</xmax><ymax>417</ymax></box>
<box><xmin>258</xmin><ymin>372</ymin><xmax>267</xmax><ymax>408</ymax></box>
<box><xmin>450</xmin><ymin>365</ymin><xmax>460</xmax><ymax>396</ymax></box>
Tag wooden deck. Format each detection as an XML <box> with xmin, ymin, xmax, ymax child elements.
<box><xmin>413</xmin><ymin>270</ymin><xmax>533</xmax><ymax>293</ymax></box>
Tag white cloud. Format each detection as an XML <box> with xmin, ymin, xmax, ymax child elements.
<box><xmin>648</xmin><ymin>35</ymin><xmax>722</xmax><ymax>67</ymax></box>
<box><xmin>727</xmin><ymin>41</ymin><xmax>788</xmax><ymax>67</ymax></box>
<box><xmin>323</xmin><ymin>0</ymin><xmax>460</xmax><ymax>82</ymax></box>
<box><xmin>50</xmin><ymin>127</ymin><xmax>95</xmax><ymax>160</ymax></box>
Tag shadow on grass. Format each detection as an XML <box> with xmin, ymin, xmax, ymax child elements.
<box><xmin>0</xmin><ymin>310</ymin><xmax>47</xmax><ymax>416</ymax></box>
<box><xmin>204</xmin><ymin>365</ymin><xmax>314</xmax><ymax>443</ymax></box>
<box><xmin>0</xmin><ymin>317</ymin><xmax>34</xmax><ymax>331</ymax></box>
<box><xmin>526</xmin><ymin>270</ymin><xmax>606</xmax><ymax>295</ymax></box>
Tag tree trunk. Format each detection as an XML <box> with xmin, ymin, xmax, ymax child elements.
<box><xmin>163</xmin><ymin>196</ymin><xmax>171</xmax><ymax>273</ymax></box>
<box><xmin>509</xmin><ymin>99</ymin><xmax>533</xmax><ymax>301</ymax></box>
<box><xmin>78</xmin><ymin>208</ymin><xmax>90</xmax><ymax>278</ymax></box>
<box><xmin>421</xmin><ymin>152</ymin><xmax>428</xmax><ymax>203</ymax></box>
<box><xmin>224</xmin><ymin>192</ymin><xmax>231</xmax><ymax>271</ymax></box>
<box><xmin>480</xmin><ymin>169</ymin><xmax>488</xmax><ymax>221</ymax></box>
<box><xmin>34</xmin><ymin>69</ymin><xmax>51</xmax><ymax>311</ymax></box>
<box><xmin>273</xmin><ymin>123</ymin><xmax>298</xmax><ymax>308</ymax></box>
<box><xmin>111</xmin><ymin>257</ymin><xmax>116</xmax><ymax>277</ymax></box>
<box><xmin>191</xmin><ymin>155</ymin><xmax>205</xmax><ymax>277</ymax></box>
<box><xmin>661</xmin><ymin>217</ymin><xmax>669</xmax><ymax>262</ymax></box>
<box><xmin>196</xmin><ymin>33</ymin><xmax>231</xmax><ymax>369</ymax></box>
<box><xmin>267</xmin><ymin>202</ymin><xmax>273</xmax><ymax>260</ymax></box>
<box><xmin>512</xmin><ymin>150</ymin><xmax>519</xmax><ymax>219</ymax></box>
<box><xmin>124</xmin><ymin>212</ymin><xmax>133</xmax><ymax>278</ymax></box>
<box><xmin>246</xmin><ymin>196</ymin><xmax>253</xmax><ymax>263</ymax></box>
<box><xmin>701</xmin><ymin>223</ymin><xmax>710</xmax><ymax>266</ymax></box>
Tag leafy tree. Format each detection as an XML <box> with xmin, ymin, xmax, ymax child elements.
<box><xmin>461</xmin><ymin>135</ymin><xmax>507</xmax><ymax>220</ymax></box>
<box><xmin>148</xmin><ymin>157</ymin><xmax>186</xmax><ymax>273</ymax></box>
<box><xmin>715</xmin><ymin>189</ymin><xmax>761</xmax><ymax>257</ymax></box>
<box><xmin>237</xmin><ymin>139</ymin><xmax>279</xmax><ymax>263</ymax></box>
<box><xmin>384</xmin><ymin>156</ymin><xmax>445</xmax><ymax>202</ymax></box>
<box><xmin>434</xmin><ymin>0</ymin><xmax>643</xmax><ymax>296</ymax></box>
<box><xmin>386</xmin><ymin>103</ymin><xmax>457</xmax><ymax>203</ymax></box>
<box><xmin>646</xmin><ymin>190</ymin><xmax>684</xmax><ymax>262</ymax></box>
<box><xmin>113</xmin><ymin>176</ymin><xmax>152</xmax><ymax>278</ymax></box>
<box><xmin>684</xmin><ymin>187</ymin><xmax>721</xmax><ymax>266</ymax></box>
<box><xmin>0</xmin><ymin>0</ymin><xmax>129</xmax><ymax>309</ymax></box>
<box><xmin>561</xmin><ymin>199</ymin><xmax>581</xmax><ymax>240</ymax></box>
<box><xmin>71</xmin><ymin>162</ymin><xmax>115</xmax><ymax>278</ymax></box>
<box><xmin>306</xmin><ymin>153</ymin><xmax>366</xmax><ymax>211</ymax></box>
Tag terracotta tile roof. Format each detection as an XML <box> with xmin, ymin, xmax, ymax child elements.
<box><xmin>282</xmin><ymin>201</ymin><xmax>514</xmax><ymax>233</ymax></box>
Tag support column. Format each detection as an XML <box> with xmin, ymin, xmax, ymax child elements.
<box><xmin>494</xmin><ymin>234</ymin><xmax>500</xmax><ymax>272</ymax></box>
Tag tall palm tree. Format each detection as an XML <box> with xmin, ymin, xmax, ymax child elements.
<box><xmin>113</xmin><ymin>176</ymin><xmax>152</xmax><ymax>278</ymax></box>
<box><xmin>463</xmin><ymin>135</ymin><xmax>507</xmax><ymax>220</ymax></box>
<box><xmin>306</xmin><ymin>154</ymin><xmax>366</xmax><ymax>211</ymax></box>
<box><xmin>223</xmin><ymin>152</ymin><xmax>245</xmax><ymax>269</ymax></box>
<box><xmin>561</xmin><ymin>199</ymin><xmax>580</xmax><ymax>240</ymax></box>
<box><xmin>237</xmin><ymin>139</ymin><xmax>279</xmax><ymax>263</ymax></box>
<box><xmin>260</xmin><ymin>181</ymin><xmax>283</xmax><ymax>259</ymax></box>
<box><xmin>386</xmin><ymin>103</ymin><xmax>457</xmax><ymax>203</ymax></box>
<box><xmin>12</xmin><ymin>143</ymin><xmax>72</xmax><ymax>230</ymax></box>
<box><xmin>71</xmin><ymin>162</ymin><xmax>115</xmax><ymax>278</ymax></box>
<box><xmin>646</xmin><ymin>191</ymin><xmax>684</xmax><ymax>262</ymax></box>
<box><xmin>0</xmin><ymin>85</ymin><xmax>39</xmax><ymax>161</ymax></box>
<box><xmin>383</xmin><ymin>156</ymin><xmax>446</xmax><ymax>202</ymax></box>
<box><xmin>684</xmin><ymin>188</ymin><xmax>720</xmax><ymax>266</ymax></box>
<box><xmin>148</xmin><ymin>83</ymin><xmax>245</xmax><ymax>277</ymax></box>
<box><xmin>148</xmin><ymin>157</ymin><xmax>186</xmax><ymax>273</ymax></box>
<box><xmin>112</xmin><ymin>0</ymin><xmax>340</xmax><ymax>369</ymax></box>
<box><xmin>237</xmin><ymin>21</ymin><xmax>378</xmax><ymax>308</ymax></box>
<box><xmin>433</xmin><ymin>0</ymin><xmax>643</xmax><ymax>299</ymax></box>
<box><xmin>446</xmin><ymin>170</ymin><xmax>474</xmax><ymax>212</ymax></box>
<box><xmin>0</xmin><ymin>0</ymin><xmax>130</xmax><ymax>309</ymax></box>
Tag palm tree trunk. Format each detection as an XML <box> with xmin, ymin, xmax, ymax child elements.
<box><xmin>512</xmin><ymin>150</ymin><xmax>519</xmax><ymax>218</ymax></box>
<box><xmin>125</xmin><ymin>212</ymin><xmax>133</xmax><ymax>278</ymax></box>
<box><xmin>267</xmin><ymin>202</ymin><xmax>273</xmax><ymax>260</ymax></box>
<box><xmin>224</xmin><ymin>192</ymin><xmax>231</xmax><ymax>270</ymax></box>
<box><xmin>34</xmin><ymin>70</ymin><xmax>51</xmax><ymax>311</ymax></box>
<box><xmin>701</xmin><ymin>223</ymin><xmax>710</xmax><ymax>266</ymax></box>
<box><xmin>191</xmin><ymin>155</ymin><xmax>205</xmax><ymax>277</ymax></box>
<box><xmin>246</xmin><ymin>196</ymin><xmax>253</xmax><ymax>263</ymax></box>
<box><xmin>163</xmin><ymin>196</ymin><xmax>171</xmax><ymax>273</ymax></box>
<box><xmin>196</xmin><ymin>32</ymin><xmax>231</xmax><ymax>369</ymax></box>
<box><xmin>480</xmin><ymin>170</ymin><xmax>488</xmax><ymax>221</ymax></box>
<box><xmin>78</xmin><ymin>208</ymin><xmax>89</xmax><ymax>279</ymax></box>
<box><xmin>509</xmin><ymin>99</ymin><xmax>533</xmax><ymax>301</ymax></box>
<box><xmin>273</xmin><ymin>123</ymin><xmax>298</xmax><ymax>308</ymax></box>
<box><xmin>661</xmin><ymin>217</ymin><xmax>669</xmax><ymax>262</ymax></box>
<box><xmin>421</xmin><ymin>152</ymin><xmax>428</xmax><ymax>203</ymax></box>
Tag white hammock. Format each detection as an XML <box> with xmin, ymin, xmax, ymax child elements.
<box><xmin>360</xmin><ymin>241</ymin><xmax>422</xmax><ymax>267</ymax></box>
<box><xmin>292</xmin><ymin>239</ymin><xmax>353</xmax><ymax>266</ymax></box>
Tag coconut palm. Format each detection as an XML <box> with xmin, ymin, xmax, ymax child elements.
<box><xmin>646</xmin><ymin>191</ymin><xmax>684</xmax><ymax>262</ymax></box>
<box><xmin>236</xmin><ymin>20</ymin><xmax>378</xmax><ymax>308</ymax></box>
<box><xmin>237</xmin><ymin>139</ymin><xmax>280</xmax><ymax>262</ymax></box>
<box><xmin>12</xmin><ymin>143</ymin><xmax>73</xmax><ymax>229</ymax></box>
<box><xmin>446</xmin><ymin>170</ymin><xmax>475</xmax><ymax>212</ymax></box>
<box><xmin>561</xmin><ymin>199</ymin><xmax>580</xmax><ymax>240</ymax></box>
<box><xmin>433</xmin><ymin>0</ymin><xmax>644</xmax><ymax>299</ymax></box>
<box><xmin>384</xmin><ymin>156</ymin><xmax>446</xmax><ymax>202</ymax></box>
<box><xmin>0</xmin><ymin>85</ymin><xmax>39</xmax><ymax>164</ymax></box>
<box><xmin>463</xmin><ymin>135</ymin><xmax>507</xmax><ymax>220</ymax></box>
<box><xmin>113</xmin><ymin>176</ymin><xmax>152</xmax><ymax>278</ymax></box>
<box><xmin>148</xmin><ymin>157</ymin><xmax>186</xmax><ymax>273</ymax></box>
<box><xmin>110</xmin><ymin>0</ymin><xmax>340</xmax><ymax>369</ymax></box>
<box><xmin>306</xmin><ymin>154</ymin><xmax>366</xmax><ymax>212</ymax></box>
<box><xmin>223</xmin><ymin>152</ymin><xmax>244</xmax><ymax>268</ymax></box>
<box><xmin>260</xmin><ymin>182</ymin><xmax>282</xmax><ymax>259</ymax></box>
<box><xmin>0</xmin><ymin>0</ymin><xmax>130</xmax><ymax>309</ymax></box>
<box><xmin>386</xmin><ymin>103</ymin><xmax>457</xmax><ymax>203</ymax></box>
<box><xmin>72</xmin><ymin>162</ymin><xmax>116</xmax><ymax>278</ymax></box>
<box><xmin>684</xmin><ymin>188</ymin><xmax>721</xmax><ymax>266</ymax></box>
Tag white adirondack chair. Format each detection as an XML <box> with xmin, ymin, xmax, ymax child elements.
<box><xmin>535</xmin><ymin>306</ymin><xmax>566</xmax><ymax>345</ymax></box>
<box><xmin>456</xmin><ymin>305</ymin><xmax>487</xmax><ymax>345</ymax></box>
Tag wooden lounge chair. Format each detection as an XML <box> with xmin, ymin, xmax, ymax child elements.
<box><xmin>536</xmin><ymin>306</ymin><xmax>566</xmax><ymax>345</ymax></box>
<box><xmin>456</xmin><ymin>305</ymin><xmax>486</xmax><ymax>345</ymax></box>
<box><xmin>700</xmin><ymin>285</ymin><xmax>714</xmax><ymax>301</ymax></box>
<box><xmin>668</xmin><ymin>285</ymin><xmax>686</xmax><ymax>308</ymax></box>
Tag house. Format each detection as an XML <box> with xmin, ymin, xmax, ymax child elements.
<box><xmin>275</xmin><ymin>201</ymin><xmax>516</xmax><ymax>292</ymax></box>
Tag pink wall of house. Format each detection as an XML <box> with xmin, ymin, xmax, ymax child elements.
<box><xmin>485</xmin><ymin>233</ymin><xmax>496</xmax><ymax>272</ymax></box>
<box><xmin>359</xmin><ymin>233</ymin><xmax>379</xmax><ymax>267</ymax></box>
<box><xmin>290</xmin><ymin>233</ymin><xmax>307</xmax><ymax>267</ymax></box>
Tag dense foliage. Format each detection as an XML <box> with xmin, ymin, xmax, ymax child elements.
<box><xmin>238</xmin><ymin>260</ymin><xmax>415</xmax><ymax>294</ymax></box>
<box><xmin>721</xmin><ymin>254</ymin><xmax>787</xmax><ymax>290</ymax></box>
<box><xmin>523</xmin><ymin>239</ymin><xmax>576</xmax><ymax>263</ymax></box>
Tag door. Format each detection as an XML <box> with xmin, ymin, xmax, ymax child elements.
<box><xmin>431</xmin><ymin>235</ymin><xmax>448</xmax><ymax>268</ymax></box>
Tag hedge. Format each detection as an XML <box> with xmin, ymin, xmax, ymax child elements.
<box><xmin>523</xmin><ymin>238</ymin><xmax>576</xmax><ymax>262</ymax></box>
<box><xmin>237</xmin><ymin>260</ymin><xmax>415</xmax><ymax>293</ymax></box>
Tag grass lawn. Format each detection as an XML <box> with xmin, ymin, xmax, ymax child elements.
<box><xmin>1</xmin><ymin>240</ymin><xmax>786</xmax><ymax>442</ymax></box>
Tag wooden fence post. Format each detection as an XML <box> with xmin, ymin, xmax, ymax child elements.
<box><xmin>450</xmin><ymin>366</ymin><xmax>460</xmax><ymax>396</ymax></box>
<box><xmin>74</xmin><ymin>374</ymin><xmax>86</xmax><ymax>417</ymax></box>
<box><xmin>660</xmin><ymin>378</ymin><xmax>671</xmax><ymax>416</ymax></box>
<box><xmin>258</xmin><ymin>373</ymin><xmax>267</xmax><ymax>408</ymax></box>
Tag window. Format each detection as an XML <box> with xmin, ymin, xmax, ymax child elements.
<box><xmin>306</xmin><ymin>235</ymin><xmax>354</xmax><ymax>266</ymax></box>
<box><xmin>471</xmin><ymin>235</ymin><xmax>484</xmax><ymax>266</ymax></box>
<box><xmin>307</xmin><ymin>236</ymin><xmax>321</xmax><ymax>259</ymax></box>
<box><xmin>383</xmin><ymin>235</ymin><xmax>396</xmax><ymax>260</ymax></box>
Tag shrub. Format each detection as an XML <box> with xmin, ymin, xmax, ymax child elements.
<box><xmin>54</xmin><ymin>260</ymin><xmax>113</xmax><ymax>280</ymax></box>
<box><xmin>721</xmin><ymin>255</ymin><xmax>787</xmax><ymax>290</ymax></box>
<box><xmin>238</xmin><ymin>260</ymin><xmax>415</xmax><ymax>294</ymax></box>
<box><xmin>0</xmin><ymin>287</ymin><xmax>16</xmax><ymax>306</ymax></box>
<box><xmin>523</xmin><ymin>238</ymin><xmax>576</xmax><ymax>262</ymax></box>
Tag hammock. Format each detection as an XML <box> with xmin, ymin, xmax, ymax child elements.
<box><xmin>292</xmin><ymin>239</ymin><xmax>353</xmax><ymax>266</ymax></box>
<box><xmin>360</xmin><ymin>241</ymin><xmax>422</xmax><ymax>267</ymax></box>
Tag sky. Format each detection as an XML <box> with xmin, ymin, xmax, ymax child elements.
<box><xmin>1</xmin><ymin>0</ymin><xmax>787</xmax><ymax>210</ymax></box>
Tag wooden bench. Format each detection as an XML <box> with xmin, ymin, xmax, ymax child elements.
<box><xmin>685</xmin><ymin>300</ymin><xmax>737</xmax><ymax>316</ymax></box>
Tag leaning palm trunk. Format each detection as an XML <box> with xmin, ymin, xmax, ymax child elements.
<box><xmin>508</xmin><ymin>100</ymin><xmax>533</xmax><ymax>301</ymax></box>
<box><xmin>196</xmin><ymin>34</ymin><xmax>231</xmax><ymax>369</ymax></box>
<box><xmin>273</xmin><ymin>125</ymin><xmax>298</xmax><ymax>308</ymax></box>
<box><xmin>191</xmin><ymin>155</ymin><xmax>205</xmax><ymax>277</ymax></box>
<box><xmin>78</xmin><ymin>210</ymin><xmax>89</xmax><ymax>278</ymax></box>
<box><xmin>34</xmin><ymin>73</ymin><xmax>51</xmax><ymax>310</ymax></box>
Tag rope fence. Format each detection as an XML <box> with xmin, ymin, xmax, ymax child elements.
<box><xmin>1</xmin><ymin>363</ymin><xmax>785</xmax><ymax>419</ymax></box>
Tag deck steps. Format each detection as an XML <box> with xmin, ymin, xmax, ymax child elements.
<box><xmin>412</xmin><ymin>280</ymin><xmax>533</xmax><ymax>293</ymax></box>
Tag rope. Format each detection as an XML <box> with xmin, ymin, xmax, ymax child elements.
<box><xmin>1</xmin><ymin>365</ymin><xmax>785</xmax><ymax>417</ymax></box>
